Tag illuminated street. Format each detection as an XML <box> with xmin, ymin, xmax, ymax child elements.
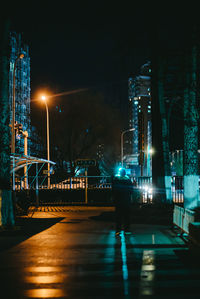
<box><xmin>0</xmin><ymin>207</ymin><xmax>199</xmax><ymax>298</ymax></box>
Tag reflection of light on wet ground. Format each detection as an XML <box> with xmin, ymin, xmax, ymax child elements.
<box><xmin>24</xmin><ymin>288</ymin><xmax>65</xmax><ymax>298</ymax></box>
<box><xmin>105</xmin><ymin>231</ymin><xmax>115</xmax><ymax>262</ymax></box>
<box><xmin>120</xmin><ymin>231</ymin><xmax>129</xmax><ymax>297</ymax></box>
<box><xmin>24</xmin><ymin>274</ymin><xmax>67</xmax><ymax>284</ymax></box>
<box><xmin>152</xmin><ymin>234</ymin><xmax>155</xmax><ymax>245</ymax></box>
<box><xmin>25</xmin><ymin>266</ymin><xmax>62</xmax><ymax>273</ymax></box>
<box><xmin>22</xmin><ymin>267</ymin><xmax>67</xmax><ymax>297</ymax></box>
<box><xmin>139</xmin><ymin>250</ymin><xmax>155</xmax><ymax>296</ymax></box>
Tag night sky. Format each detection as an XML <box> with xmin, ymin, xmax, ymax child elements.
<box><xmin>8</xmin><ymin>2</ymin><xmax>156</xmax><ymax>94</ymax></box>
<box><xmin>5</xmin><ymin>2</ymin><xmax>197</xmax><ymax>145</ymax></box>
<box><xmin>8</xmin><ymin>2</ymin><xmax>192</xmax><ymax>94</ymax></box>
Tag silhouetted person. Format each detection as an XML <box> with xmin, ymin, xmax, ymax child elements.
<box><xmin>112</xmin><ymin>168</ymin><xmax>133</xmax><ymax>235</ymax></box>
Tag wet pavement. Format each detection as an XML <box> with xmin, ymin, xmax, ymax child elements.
<box><xmin>0</xmin><ymin>206</ymin><xmax>200</xmax><ymax>298</ymax></box>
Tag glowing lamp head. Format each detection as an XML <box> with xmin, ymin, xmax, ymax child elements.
<box><xmin>116</xmin><ymin>167</ymin><xmax>126</xmax><ymax>177</ymax></box>
<box><xmin>41</xmin><ymin>95</ymin><xmax>46</xmax><ymax>101</ymax></box>
<box><xmin>149</xmin><ymin>148</ymin><xmax>155</xmax><ymax>155</ymax></box>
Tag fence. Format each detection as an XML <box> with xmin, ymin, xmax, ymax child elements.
<box><xmin>14</xmin><ymin>175</ymin><xmax>199</xmax><ymax>204</ymax></box>
<box><xmin>15</xmin><ymin>176</ymin><xmax>112</xmax><ymax>191</ymax></box>
<box><xmin>173</xmin><ymin>205</ymin><xmax>196</xmax><ymax>234</ymax></box>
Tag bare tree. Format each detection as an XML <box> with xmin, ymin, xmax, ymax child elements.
<box><xmin>45</xmin><ymin>91</ymin><xmax>122</xmax><ymax>176</ymax></box>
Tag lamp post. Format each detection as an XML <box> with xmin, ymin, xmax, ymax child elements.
<box><xmin>121</xmin><ymin>128</ymin><xmax>135</xmax><ymax>167</ymax></box>
<box><xmin>41</xmin><ymin>95</ymin><xmax>50</xmax><ymax>189</ymax></box>
<box><xmin>11</xmin><ymin>53</ymin><xmax>24</xmax><ymax>155</ymax></box>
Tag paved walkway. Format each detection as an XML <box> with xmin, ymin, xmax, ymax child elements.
<box><xmin>0</xmin><ymin>206</ymin><xmax>199</xmax><ymax>298</ymax></box>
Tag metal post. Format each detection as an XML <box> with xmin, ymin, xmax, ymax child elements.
<box><xmin>121</xmin><ymin>132</ymin><xmax>124</xmax><ymax>167</ymax></box>
<box><xmin>45</xmin><ymin>102</ymin><xmax>50</xmax><ymax>189</ymax></box>
<box><xmin>12</xmin><ymin>156</ymin><xmax>15</xmax><ymax>191</ymax></box>
<box><xmin>24</xmin><ymin>131</ymin><xmax>28</xmax><ymax>189</ymax></box>
<box><xmin>85</xmin><ymin>169</ymin><xmax>88</xmax><ymax>204</ymax></box>
<box><xmin>36</xmin><ymin>163</ymin><xmax>39</xmax><ymax>207</ymax></box>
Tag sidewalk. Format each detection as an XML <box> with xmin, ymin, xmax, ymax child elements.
<box><xmin>0</xmin><ymin>206</ymin><xmax>199</xmax><ymax>299</ymax></box>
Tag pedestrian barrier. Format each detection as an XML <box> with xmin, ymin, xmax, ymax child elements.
<box><xmin>173</xmin><ymin>204</ymin><xmax>196</xmax><ymax>234</ymax></box>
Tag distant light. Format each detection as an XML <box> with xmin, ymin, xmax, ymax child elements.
<box><xmin>148</xmin><ymin>148</ymin><xmax>155</xmax><ymax>155</ymax></box>
<box><xmin>19</xmin><ymin>53</ymin><xmax>24</xmax><ymax>59</ymax></box>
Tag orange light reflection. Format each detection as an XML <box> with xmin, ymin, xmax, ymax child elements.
<box><xmin>24</xmin><ymin>288</ymin><xmax>65</xmax><ymax>298</ymax></box>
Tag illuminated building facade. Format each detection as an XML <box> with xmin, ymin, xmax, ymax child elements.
<box><xmin>127</xmin><ymin>61</ymin><xmax>152</xmax><ymax>176</ymax></box>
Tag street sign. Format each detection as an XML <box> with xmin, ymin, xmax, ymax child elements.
<box><xmin>43</xmin><ymin>170</ymin><xmax>49</xmax><ymax>174</ymax></box>
<box><xmin>75</xmin><ymin>159</ymin><xmax>96</xmax><ymax>167</ymax></box>
<box><xmin>43</xmin><ymin>169</ymin><xmax>54</xmax><ymax>175</ymax></box>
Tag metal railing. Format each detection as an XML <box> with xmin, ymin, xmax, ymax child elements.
<box><xmin>173</xmin><ymin>204</ymin><xmax>196</xmax><ymax>234</ymax></box>
<box><xmin>14</xmin><ymin>175</ymin><xmax>199</xmax><ymax>204</ymax></box>
<box><xmin>15</xmin><ymin>176</ymin><xmax>112</xmax><ymax>191</ymax></box>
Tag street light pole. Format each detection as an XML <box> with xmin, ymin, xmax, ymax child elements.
<box><xmin>121</xmin><ymin>128</ymin><xmax>135</xmax><ymax>167</ymax></box>
<box><xmin>41</xmin><ymin>96</ymin><xmax>50</xmax><ymax>189</ymax></box>
<box><xmin>11</xmin><ymin>53</ymin><xmax>24</xmax><ymax>155</ymax></box>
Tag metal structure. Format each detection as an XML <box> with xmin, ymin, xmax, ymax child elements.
<box><xmin>10</xmin><ymin>154</ymin><xmax>56</xmax><ymax>191</ymax></box>
<box><xmin>9</xmin><ymin>32</ymin><xmax>31</xmax><ymax>155</ymax></box>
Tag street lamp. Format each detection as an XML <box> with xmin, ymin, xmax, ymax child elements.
<box><xmin>11</xmin><ymin>53</ymin><xmax>24</xmax><ymax>154</ymax></box>
<box><xmin>121</xmin><ymin>128</ymin><xmax>135</xmax><ymax>167</ymax></box>
<box><xmin>41</xmin><ymin>95</ymin><xmax>50</xmax><ymax>188</ymax></box>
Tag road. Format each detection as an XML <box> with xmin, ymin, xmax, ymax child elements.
<box><xmin>0</xmin><ymin>206</ymin><xmax>199</xmax><ymax>298</ymax></box>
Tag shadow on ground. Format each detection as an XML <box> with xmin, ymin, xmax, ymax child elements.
<box><xmin>0</xmin><ymin>217</ymin><xmax>64</xmax><ymax>252</ymax></box>
<box><xmin>175</xmin><ymin>249</ymin><xmax>200</xmax><ymax>268</ymax></box>
<box><xmin>90</xmin><ymin>204</ymin><xmax>173</xmax><ymax>225</ymax></box>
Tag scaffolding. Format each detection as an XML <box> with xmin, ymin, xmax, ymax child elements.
<box><xmin>9</xmin><ymin>32</ymin><xmax>31</xmax><ymax>155</ymax></box>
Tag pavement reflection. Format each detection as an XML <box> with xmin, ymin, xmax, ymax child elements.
<box><xmin>24</xmin><ymin>288</ymin><xmax>65</xmax><ymax>298</ymax></box>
